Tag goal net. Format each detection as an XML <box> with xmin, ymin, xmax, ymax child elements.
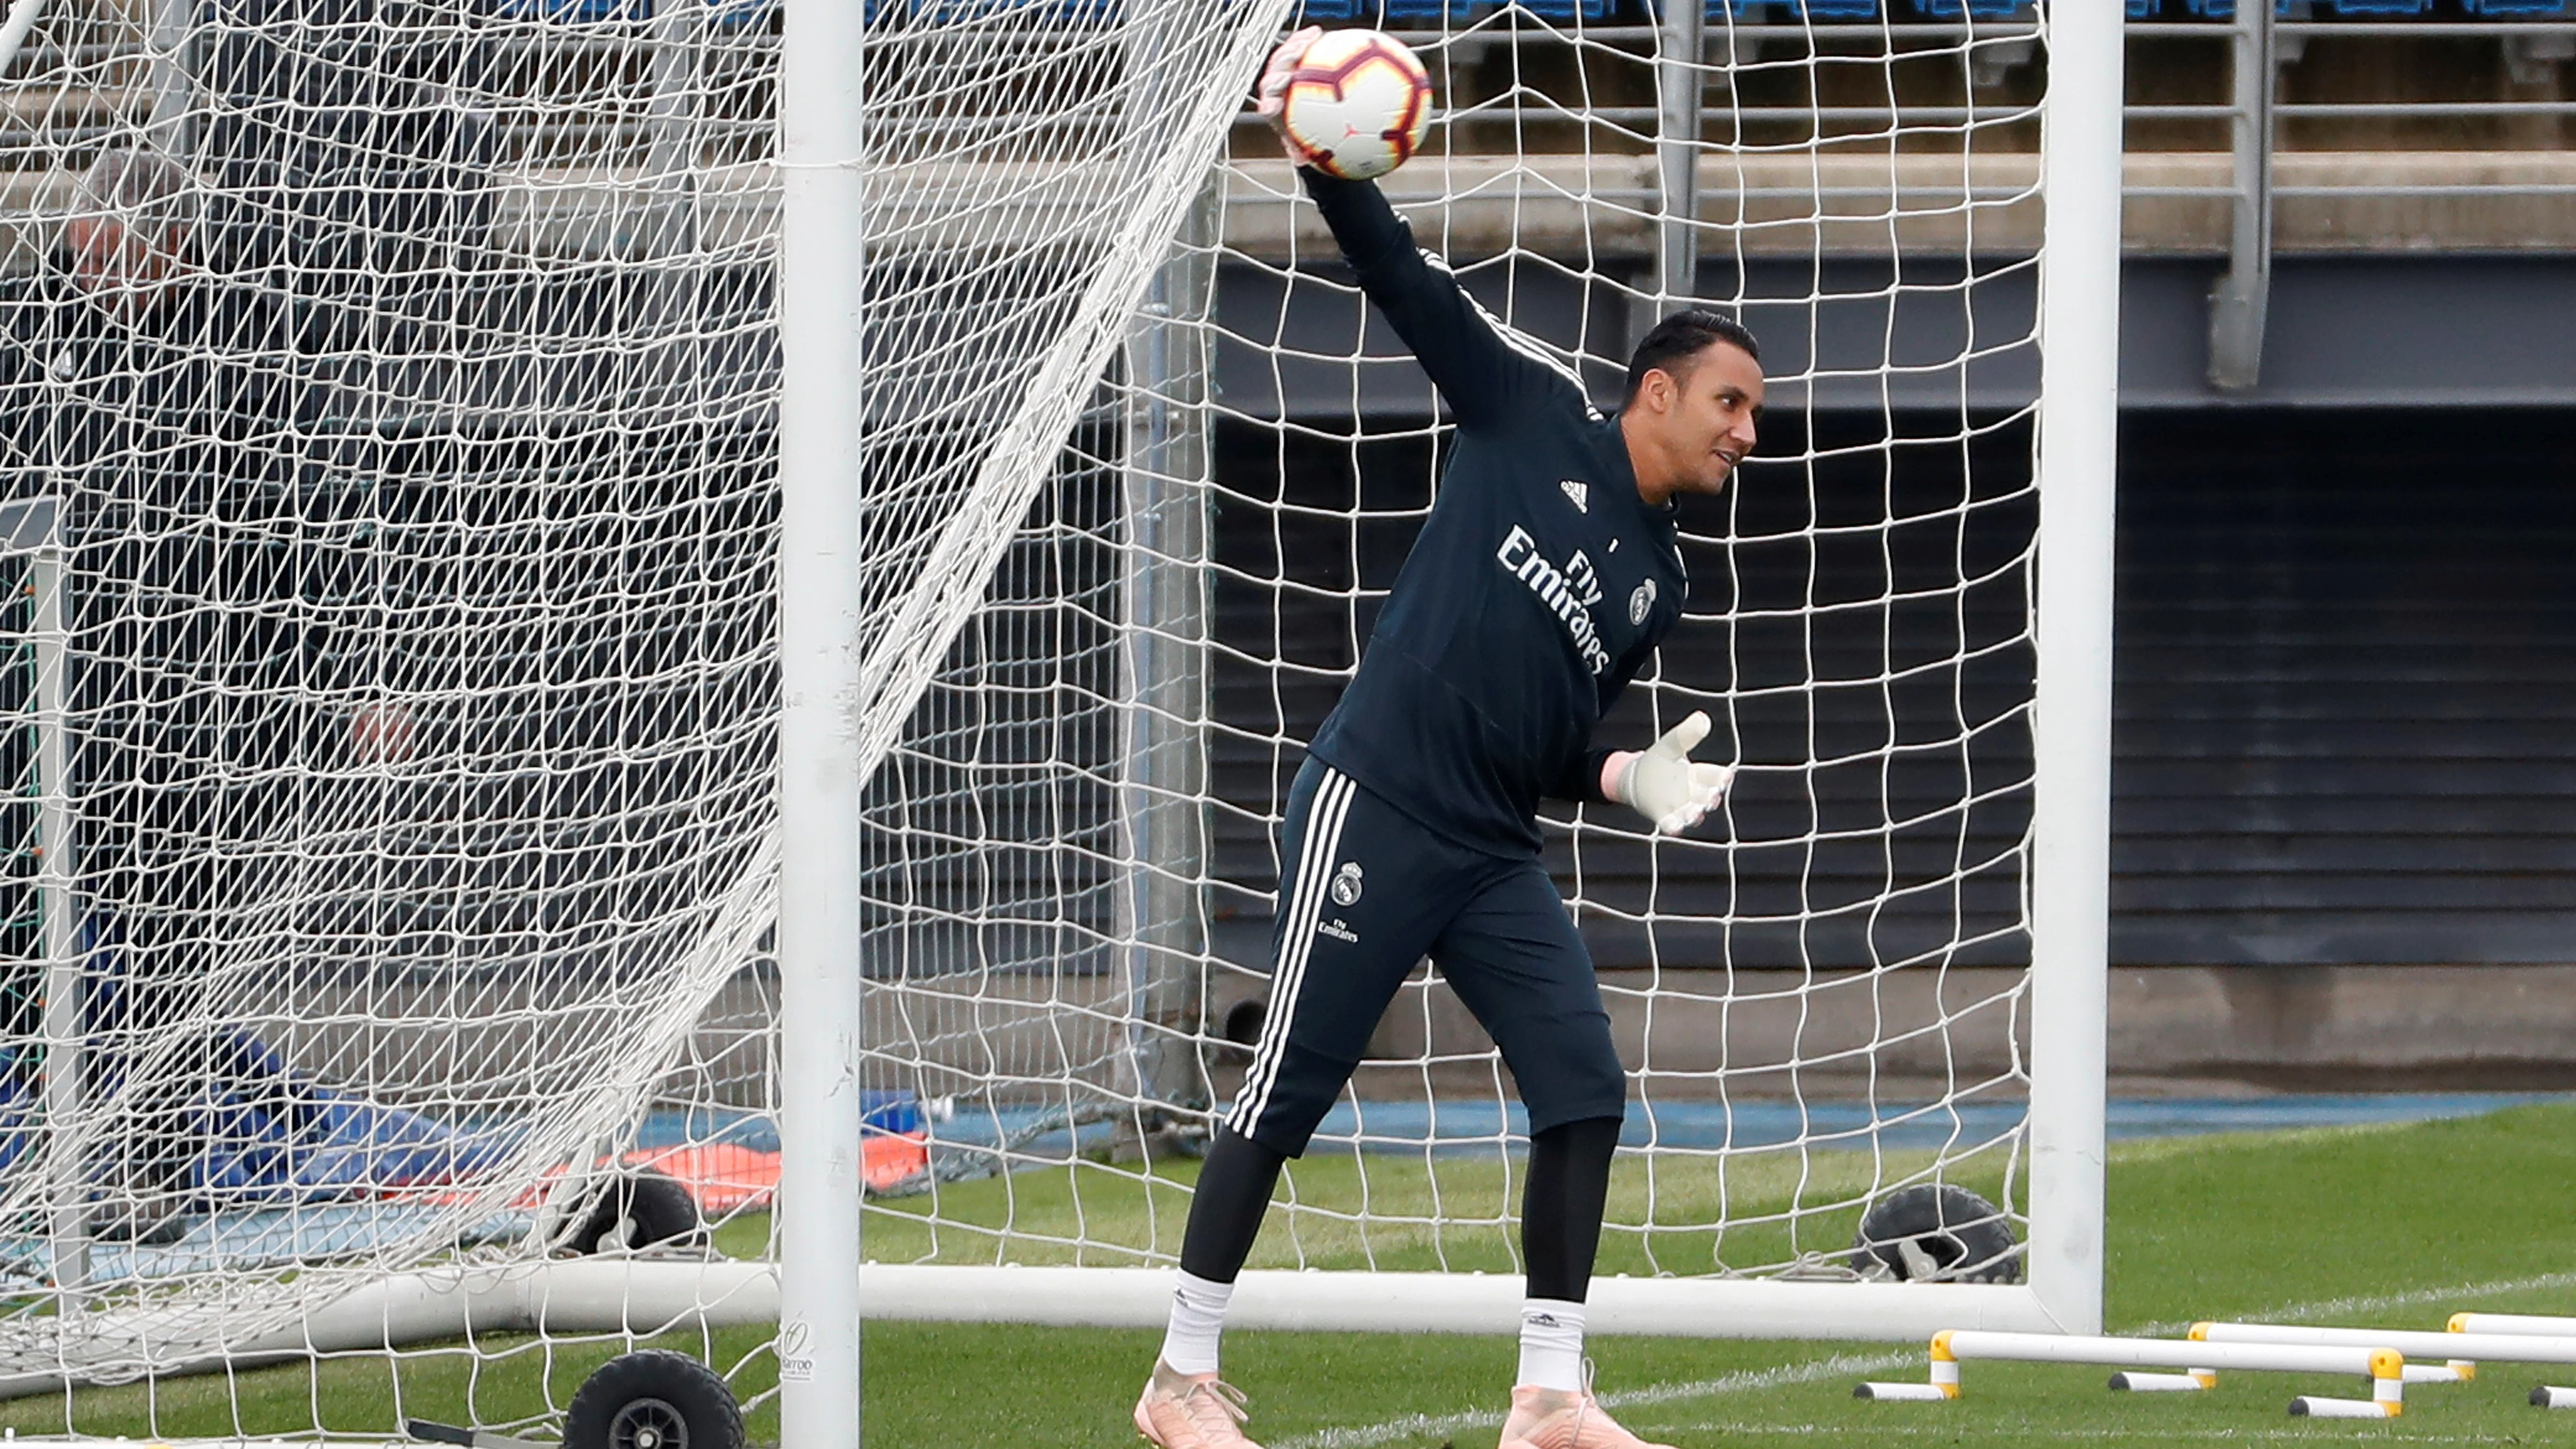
<box><xmin>0</xmin><ymin>0</ymin><xmax>2116</xmax><ymax>1436</ymax></box>
<box><xmin>850</xmin><ymin>0</ymin><xmax>2115</xmax><ymax>1344</ymax></box>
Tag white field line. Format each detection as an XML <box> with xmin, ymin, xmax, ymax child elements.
<box><xmin>2221</xmin><ymin>1269</ymin><xmax>2576</xmax><ymax>1329</ymax></box>
<box><xmin>1274</xmin><ymin>1268</ymin><xmax>2576</xmax><ymax>1449</ymax></box>
<box><xmin>1676</xmin><ymin>1426</ymin><xmax>2509</xmax><ymax>1442</ymax></box>
<box><xmin>1275</xmin><ymin>1352</ymin><xmax>1913</xmax><ymax>1449</ymax></box>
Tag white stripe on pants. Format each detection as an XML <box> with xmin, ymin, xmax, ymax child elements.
<box><xmin>1228</xmin><ymin>767</ymin><xmax>1357</xmax><ymax>1136</ymax></box>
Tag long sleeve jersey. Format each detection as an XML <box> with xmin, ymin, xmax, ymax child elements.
<box><xmin>1300</xmin><ymin>169</ymin><xmax>1688</xmax><ymax>859</ymax></box>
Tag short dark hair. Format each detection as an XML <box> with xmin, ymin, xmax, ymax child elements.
<box><xmin>1623</xmin><ymin>308</ymin><xmax>1760</xmax><ymax>402</ymax></box>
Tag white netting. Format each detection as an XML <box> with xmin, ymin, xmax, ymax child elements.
<box><xmin>0</xmin><ymin>0</ymin><xmax>2074</xmax><ymax>1435</ymax></box>
<box><xmin>859</xmin><ymin>4</ymin><xmax>2048</xmax><ymax>1283</ymax></box>
<box><xmin>0</xmin><ymin>0</ymin><xmax>1290</xmax><ymax>1433</ymax></box>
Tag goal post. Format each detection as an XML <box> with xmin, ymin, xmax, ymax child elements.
<box><xmin>773</xmin><ymin>0</ymin><xmax>868</xmax><ymax>1442</ymax></box>
<box><xmin>2024</xmin><ymin>0</ymin><xmax>2125</xmax><ymax>1341</ymax></box>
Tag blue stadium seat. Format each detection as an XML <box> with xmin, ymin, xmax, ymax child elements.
<box><xmin>501</xmin><ymin>0</ymin><xmax>647</xmax><ymax>17</ymax></box>
<box><xmin>1502</xmin><ymin>0</ymin><xmax>1616</xmax><ymax>21</ymax></box>
<box><xmin>1370</xmin><ymin>0</ymin><xmax>1484</xmax><ymax>20</ymax></box>
<box><xmin>2181</xmin><ymin>0</ymin><xmax>2301</xmax><ymax>19</ymax></box>
<box><xmin>503</xmin><ymin>0</ymin><xmax>904</xmax><ymax>22</ymax></box>
<box><xmin>2314</xmin><ymin>0</ymin><xmax>2432</xmax><ymax>13</ymax></box>
<box><xmin>1712</xmin><ymin>0</ymin><xmax>1882</xmax><ymax>18</ymax></box>
<box><xmin>2128</xmin><ymin>0</ymin><xmax>2157</xmax><ymax>16</ymax></box>
<box><xmin>2465</xmin><ymin>0</ymin><xmax>2570</xmax><ymax>13</ymax></box>
<box><xmin>1909</xmin><ymin>0</ymin><xmax>2034</xmax><ymax>17</ymax></box>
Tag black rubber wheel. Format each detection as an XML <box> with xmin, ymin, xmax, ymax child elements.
<box><xmin>564</xmin><ymin>1350</ymin><xmax>742</xmax><ymax>1449</ymax></box>
<box><xmin>565</xmin><ymin>1168</ymin><xmax>705</xmax><ymax>1255</ymax></box>
<box><xmin>1850</xmin><ymin>1183</ymin><xmax>2021</xmax><ymax>1284</ymax></box>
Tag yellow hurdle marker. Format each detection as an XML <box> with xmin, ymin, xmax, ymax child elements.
<box><xmin>2196</xmin><ymin>1320</ymin><xmax>2576</xmax><ymax>1386</ymax></box>
<box><xmin>1853</xmin><ymin>1330</ymin><xmax>2406</xmax><ymax>1417</ymax></box>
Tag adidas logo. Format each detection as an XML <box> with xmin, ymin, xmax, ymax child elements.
<box><xmin>1559</xmin><ymin>478</ymin><xmax>1588</xmax><ymax>513</ymax></box>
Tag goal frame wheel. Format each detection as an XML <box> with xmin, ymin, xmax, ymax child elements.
<box><xmin>562</xmin><ymin>1168</ymin><xmax>706</xmax><ymax>1256</ymax></box>
<box><xmin>563</xmin><ymin>1349</ymin><xmax>743</xmax><ymax>1449</ymax></box>
<box><xmin>1851</xmin><ymin>1184</ymin><xmax>2023</xmax><ymax>1285</ymax></box>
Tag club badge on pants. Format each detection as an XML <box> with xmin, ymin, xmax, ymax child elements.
<box><xmin>1330</xmin><ymin>861</ymin><xmax>1364</xmax><ymax>907</ymax></box>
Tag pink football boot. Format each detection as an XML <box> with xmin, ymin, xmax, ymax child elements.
<box><xmin>1495</xmin><ymin>1384</ymin><xmax>1677</xmax><ymax>1449</ymax></box>
<box><xmin>1134</xmin><ymin>1360</ymin><xmax>1265</xmax><ymax>1449</ymax></box>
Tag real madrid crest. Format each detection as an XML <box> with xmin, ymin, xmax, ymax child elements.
<box><xmin>1629</xmin><ymin>579</ymin><xmax>1657</xmax><ymax>626</ymax></box>
<box><xmin>1329</xmin><ymin>860</ymin><xmax>1364</xmax><ymax>907</ymax></box>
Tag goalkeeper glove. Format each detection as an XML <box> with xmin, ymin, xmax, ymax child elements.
<box><xmin>1254</xmin><ymin>27</ymin><xmax>1328</xmax><ymax>167</ymax></box>
<box><xmin>1603</xmin><ymin>711</ymin><xmax>1735</xmax><ymax>836</ymax></box>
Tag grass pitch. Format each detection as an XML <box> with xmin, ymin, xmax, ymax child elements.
<box><xmin>3</xmin><ymin>1101</ymin><xmax>2571</xmax><ymax>1446</ymax></box>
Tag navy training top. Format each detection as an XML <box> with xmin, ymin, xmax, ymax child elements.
<box><xmin>1299</xmin><ymin>169</ymin><xmax>1690</xmax><ymax>859</ymax></box>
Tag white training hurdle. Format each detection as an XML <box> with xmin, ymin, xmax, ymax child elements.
<box><xmin>1854</xmin><ymin>1330</ymin><xmax>2407</xmax><ymax>1418</ymax></box>
<box><xmin>2451</xmin><ymin>1312</ymin><xmax>2576</xmax><ymax>1337</ymax></box>
<box><xmin>2447</xmin><ymin>1312</ymin><xmax>2576</xmax><ymax>1408</ymax></box>
<box><xmin>2196</xmin><ymin>1320</ymin><xmax>2576</xmax><ymax>1387</ymax></box>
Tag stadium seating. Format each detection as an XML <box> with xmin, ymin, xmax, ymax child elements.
<box><xmin>1908</xmin><ymin>0</ymin><xmax>2033</xmax><ymax>17</ymax></box>
<box><xmin>1494</xmin><ymin>0</ymin><xmax>1618</xmax><ymax>21</ymax></box>
<box><xmin>1710</xmin><ymin>0</ymin><xmax>1884</xmax><ymax>17</ymax></box>
<box><xmin>2175</xmin><ymin>0</ymin><xmax>2302</xmax><ymax>18</ymax></box>
<box><xmin>2176</xmin><ymin>0</ymin><xmax>2452</xmax><ymax>17</ymax></box>
<box><xmin>1285</xmin><ymin>0</ymin><xmax>1613</xmax><ymax>21</ymax></box>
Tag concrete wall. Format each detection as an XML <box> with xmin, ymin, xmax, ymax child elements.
<box><xmin>1322</xmin><ymin>964</ymin><xmax>2576</xmax><ymax>1099</ymax></box>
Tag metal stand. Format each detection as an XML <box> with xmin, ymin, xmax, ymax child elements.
<box><xmin>2208</xmin><ymin>0</ymin><xmax>2274</xmax><ymax>392</ymax></box>
<box><xmin>1118</xmin><ymin>183</ymin><xmax>1219</xmax><ymax>1135</ymax></box>
<box><xmin>1654</xmin><ymin>0</ymin><xmax>1705</xmax><ymax>310</ymax></box>
<box><xmin>2</xmin><ymin>499</ymin><xmax>87</xmax><ymax>1307</ymax></box>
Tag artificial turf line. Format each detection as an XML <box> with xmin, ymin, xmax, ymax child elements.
<box><xmin>1666</xmin><ymin>1425</ymin><xmax>2512</xmax><ymax>1442</ymax></box>
<box><xmin>2222</xmin><ymin>1268</ymin><xmax>2576</xmax><ymax>1328</ymax></box>
<box><xmin>1275</xmin><ymin>1351</ymin><xmax>1915</xmax><ymax>1449</ymax></box>
<box><xmin>1276</xmin><ymin>1264</ymin><xmax>2576</xmax><ymax>1449</ymax></box>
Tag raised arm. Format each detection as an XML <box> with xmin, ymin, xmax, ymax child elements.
<box><xmin>1256</xmin><ymin>31</ymin><xmax>1579</xmax><ymax>430</ymax></box>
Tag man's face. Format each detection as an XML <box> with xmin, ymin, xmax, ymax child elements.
<box><xmin>65</xmin><ymin>214</ymin><xmax>185</xmax><ymax>316</ymax></box>
<box><xmin>1646</xmin><ymin>342</ymin><xmax>1764</xmax><ymax>499</ymax></box>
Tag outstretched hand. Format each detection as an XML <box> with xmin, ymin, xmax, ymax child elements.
<box><xmin>1254</xmin><ymin>27</ymin><xmax>1325</xmax><ymax>166</ymax></box>
<box><xmin>1606</xmin><ymin>711</ymin><xmax>1735</xmax><ymax>836</ymax></box>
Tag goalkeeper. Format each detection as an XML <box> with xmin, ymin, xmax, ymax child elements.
<box><xmin>1134</xmin><ymin>29</ymin><xmax>1765</xmax><ymax>1449</ymax></box>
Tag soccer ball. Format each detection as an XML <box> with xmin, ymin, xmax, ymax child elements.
<box><xmin>1278</xmin><ymin>29</ymin><xmax>1433</xmax><ymax>182</ymax></box>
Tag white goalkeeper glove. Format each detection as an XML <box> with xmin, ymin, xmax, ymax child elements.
<box><xmin>1253</xmin><ymin>27</ymin><xmax>1326</xmax><ymax>166</ymax></box>
<box><xmin>1603</xmin><ymin>711</ymin><xmax>1735</xmax><ymax>837</ymax></box>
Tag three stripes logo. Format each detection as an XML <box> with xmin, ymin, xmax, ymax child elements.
<box><xmin>1228</xmin><ymin>770</ymin><xmax>1360</xmax><ymax>1137</ymax></box>
<box><xmin>1559</xmin><ymin>478</ymin><xmax>1588</xmax><ymax>513</ymax></box>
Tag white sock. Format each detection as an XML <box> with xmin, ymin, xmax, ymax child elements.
<box><xmin>1517</xmin><ymin>1297</ymin><xmax>1587</xmax><ymax>1393</ymax></box>
<box><xmin>1158</xmin><ymin>1270</ymin><xmax>1234</xmax><ymax>1377</ymax></box>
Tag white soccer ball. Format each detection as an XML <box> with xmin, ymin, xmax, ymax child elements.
<box><xmin>1278</xmin><ymin>29</ymin><xmax>1433</xmax><ymax>182</ymax></box>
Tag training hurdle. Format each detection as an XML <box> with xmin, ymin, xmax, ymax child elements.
<box><xmin>2447</xmin><ymin>1313</ymin><xmax>2576</xmax><ymax>1408</ymax></box>
<box><xmin>2451</xmin><ymin>1313</ymin><xmax>2576</xmax><ymax>1336</ymax></box>
<box><xmin>2197</xmin><ymin>1320</ymin><xmax>2576</xmax><ymax>1391</ymax></box>
<box><xmin>1854</xmin><ymin>1330</ymin><xmax>2407</xmax><ymax>1417</ymax></box>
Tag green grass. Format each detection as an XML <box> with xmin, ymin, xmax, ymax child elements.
<box><xmin>851</xmin><ymin>1135</ymin><xmax>2021</xmax><ymax>1280</ymax></box>
<box><xmin>5</xmin><ymin>1103</ymin><xmax>2574</xmax><ymax>1445</ymax></box>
